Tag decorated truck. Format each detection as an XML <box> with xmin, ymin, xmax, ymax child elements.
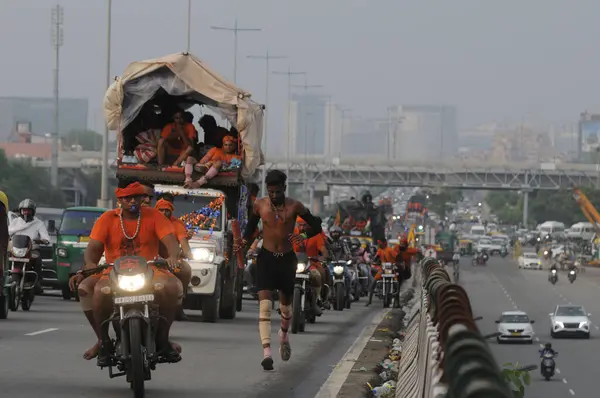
<box><xmin>104</xmin><ymin>52</ymin><xmax>264</xmax><ymax>322</ymax></box>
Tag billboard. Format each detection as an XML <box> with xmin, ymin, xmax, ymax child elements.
<box><xmin>581</xmin><ymin>120</ymin><xmax>600</xmax><ymax>152</ymax></box>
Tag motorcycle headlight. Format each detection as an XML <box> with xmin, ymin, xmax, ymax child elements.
<box><xmin>11</xmin><ymin>247</ymin><xmax>28</xmax><ymax>258</ymax></box>
<box><xmin>56</xmin><ymin>247</ymin><xmax>68</xmax><ymax>258</ymax></box>
<box><xmin>346</xmin><ymin>260</ymin><xmax>352</xmax><ymax>265</ymax></box>
<box><xmin>191</xmin><ymin>247</ymin><xmax>215</xmax><ymax>263</ymax></box>
<box><xmin>569</xmin><ymin>270</ymin><xmax>575</xmax><ymax>275</ymax></box>
<box><xmin>333</xmin><ymin>265</ymin><xmax>344</xmax><ymax>275</ymax></box>
<box><xmin>551</xmin><ymin>269</ymin><xmax>557</xmax><ymax>274</ymax></box>
<box><xmin>544</xmin><ymin>251</ymin><xmax>549</xmax><ymax>255</ymax></box>
<box><xmin>296</xmin><ymin>263</ymin><xmax>307</xmax><ymax>273</ymax></box>
<box><xmin>117</xmin><ymin>274</ymin><xmax>146</xmax><ymax>292</ymax></box>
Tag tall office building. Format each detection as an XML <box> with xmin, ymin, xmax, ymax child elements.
<box><xmin>288</xmin><ymin>93</ymin><xmax>329</xmax><ymax>158</ymax></box>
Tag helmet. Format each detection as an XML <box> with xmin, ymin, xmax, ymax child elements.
<box><xmin>545</xmin><ymin>342</ymin><xmax>552</xmax><ymax>349</ymax></box>
<box><xmin>18</xmin><ymin>199</ymin><xmax>36</xmax><ymax>222</ymax></box>
<box><xmin>350</xmin><ymin>238</ymin><xmax>361</xmax><ymax>250</ymax></box>
<box><xmin>329</xmin><ymin>226</ymin><xmax>342</xmax><ymax>239</ymax></box>
<box><xmin>0</xmin><ymin>191</ymin><xmax>8</xmax><ymax>211</ymax></box>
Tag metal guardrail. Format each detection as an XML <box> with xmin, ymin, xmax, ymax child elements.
<box><xmin>396</xmin><ymin>258</ymin><xmax>513</xmax><ymax>398</ymax></box>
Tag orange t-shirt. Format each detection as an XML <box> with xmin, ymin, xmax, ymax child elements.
<box><xmin>203</xmin><ymin>147</ymin><xmax>240</xmax><ymax>165</ymax></box>
<box><xmin>90</xmin><ymin>207</ymin><xmax>175</xmax><ymax>264</ymax></box>
<box><xmin>293</xmin><ymin>231</ymin><xmax>327</xmax><ymax>257</ymax></box>
<box><xmin>377</xmin><ymin>247</ymin><xmax>397</xmax><ymax>263</ymax></box>
<box><xmin>170</xmin><ymin>216</ymin><xmax>188</xmax><ymax>242</ymax></box>
<box><xmin>161</xmin><ymin>122</ymin><xmax>196</xmax><ymax>153</ymax></box>
<box><xmin>399</xmin><ymin>247</ymin><xmax>418</xmax><ymax>265</ymax></box>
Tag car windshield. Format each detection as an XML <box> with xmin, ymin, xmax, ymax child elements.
<box><xmin>479</xmin><ymin>238</ymin><xmax>492</xmax><ymax>245</ymax></box>
<box><xmin>492</xmin><ymin>238</ymin><xmax>505</xmax><ymax>244</ymax></box>
<box><xmin>524</xmin><ymin>253</ymin><xmax>538</xmax><ymax>259</ymax></box>
<box><xmin>59</xmin><ymin>210</ymin><xmax>104</xmax><ymax>236</ymax></box>
<box><xmin>500</xmin><ymin>314</ymin><xmax>529</xmax><ymax>323</ymax></box>
<box><xmin>556</xmin><ymin>306</ymin><xmax>586</xmax><ymax>316</ymax></box>
<box><xmin>171</xmin><ymin>194</ymin><xmax>224</xmax><ymax>232</ymax></box>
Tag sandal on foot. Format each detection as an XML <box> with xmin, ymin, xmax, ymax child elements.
<box><xmin>261</xmin><ymin>356</ymin><xmax>274</xmax><ymax>370</ymax></box>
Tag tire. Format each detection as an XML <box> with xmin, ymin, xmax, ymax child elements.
<box><xmin>335</xmin><ymin>284</ymin><xmax>344</xmax><ymax>311</ymax></box>
<box><xmin>21</xmin><ymin>292</ymin><xmax>33</xmax><ymax>311</ymax></box>
<box><xmin>235</xmin><ymin>268</ymin><xmax>243</xmax><ymax>312</ymax></box>
<box><xmin>383</xmin><ymin>293</ymin><xmax>391</xmax><ymax>308</ymax></box>
<box><xmin>0</xmin><ymin>292</ymin><xmax>8</xmax><ymax>319</ymax></box>
<box><xmin>128</xmin><ymin>318</ymin><xmax>146</xmax><ymax>398</ymax></box>
<box><xmin>8</xmin><ymin>286</ymin><xmax>17</xmax><ymax>312</ymax></box>
<box><xmin>61</xmin><ymin>283</ymin><xmax>72</xmax><ymax>300</ymax></box>
<box><xmin>496</xmin><ymin>337</ymin><xmax>501</xmax><ymax>344</ymax></box>
<box><xmin>220</xmin><ymin>267</ymin><xmax>237</xmax><ymax>320</ymax></box>
<box><xmin>550</xmin><ymin>330</ymin><xmax>556</xmax><ymax>338</ymax></box>
<box><xmin>584</xmin><ymin>333</ymin><xmax>590</xmax><ymax>339</ymax></box>
<box><xmin>202</xmin><ymin>273</ymin><xmax>221</xmax><ymax>323</ymax></box>
<box><xmin>545</xmin><ymin>375</ymin><xmax>551</xmax><ymax>381</ymax></box>
<box><xmin>291</xmin><ymin>287</ymin><xmax>303</xmax><ymax>334</ymax></box>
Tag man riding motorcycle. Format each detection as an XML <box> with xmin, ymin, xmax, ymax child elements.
<box><xmin>293</xmin><ymin>217</ymin><xmax>329</xmax><ymax>314</ymax></box>
<box><xmin>8</xmin><ymin>199</ymin><xmax>50</xmax><ymax>294</ymax></box>
<box><xmin>327</xmin><ymin>226</ymin><xmax>351</xmax><ymax>261</ymax></box>
<box><xmin>539</xmin><ymin>342</ymin><xmax>557</xmax><ymax>358</ymax></box>
<box><xmin>366</xmin><ymin>239</ymin><xmax>398</xmax><ymax>306</ymax></box>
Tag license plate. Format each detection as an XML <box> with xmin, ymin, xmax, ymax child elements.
<box><xmin>114</xmin><ymin>294</ymin><xmax>154</xmax><ymax>304</ymax></box>
<box><xmin>295</xmin><ymin>274</ymin><xmax>309</xmax><ymax>279</ymax></box>
<box><xmin>79</xmin><ymin>236</ymin><xmax>90</xmax><ymax>243</ymax></box>
<box><xmin>511</xmin><ymin>332</ymin><xmax>521</xmax><ymax>336</ymax></box>
<box><xmin>9</xmin><ymin>257</ymin><xmax>28</xmax><ymax>262</ymax></box>
<box><xmin>382</xmin><ymin>274</ymin><xmax>395</xmax><ymax>278</ymax></box>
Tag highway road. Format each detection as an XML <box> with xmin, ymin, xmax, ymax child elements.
<box><xmin>0</xmin><ymin>293</ymin><xmax>382</xmax><ymax>398</ymax></box>
<box><xmin>461</xmin><ymin>253</ymin><xmax>600</xmax><ymax>398</ymax></box>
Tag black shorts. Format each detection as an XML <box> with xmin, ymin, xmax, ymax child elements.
<box><xmin>255</xmin><ymin>249</ymin><xmax>297</xmax><ymax>297</ymax></box>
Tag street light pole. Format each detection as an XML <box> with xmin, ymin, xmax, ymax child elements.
<box><xmin>186</xmin><ymin>0</ymin><xmax>192</xmax><ymax>52</ymax></box>
<box><xmin>50</xmin><ymin>4</ymin><xmax>63</xmax><ymax>188</ymax></box>
<box><xmin>99</xmin><ymin>0</ymin><xmax>112</xmax><ymax>208</ymax></box>
<box><xmin>247</xmin><ymin>52</ymin><xmax>287</xmax><ymax>195</ymax></box>
<box><xmin>272</xmin><ymin>69</ymin><xmax>306</xmax><ymax>196</ymax></box>
<box><xmin>211</xmin><ymin>19</ymin><xmax>260</xmax><ymax>83</ymax></box>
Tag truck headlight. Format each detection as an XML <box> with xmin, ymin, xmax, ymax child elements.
<box><xmin>191</xmin><ymin>247</ymin><xmax>215</xmax><ymax>263</ymax></box>
<box><xmin>11</xmin><ymin>247</ymin><xmax>28</xmax><ymax>258</ymax></box>
<box><xmin>56</xmin><ymin>247</ymin><xmax>68</xmax><ymax>258</ymax></box>
<box><xmin>118</xmin><ymin>274</ymin><xmax>146</xmax><ymax>292</ymax></box>
<box><xmin>297</xmin><ymin>263</ymin><xmax>307</xmax><ymax>273</ymax></box>
<box><xmin>333</xmin><ymin>266</ymin><xmax>344</xmax><ymax>275</ymax></box>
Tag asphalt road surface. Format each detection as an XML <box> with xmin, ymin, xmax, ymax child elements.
<box><xmin>0</xmin><ymin>293</ymin><xmax>382</xmax><ymax>398</ymax></box>
<box><xmin>460</xmin><ymin>253</ymin><xmax>600</xmax><ymax>398</ymax></box>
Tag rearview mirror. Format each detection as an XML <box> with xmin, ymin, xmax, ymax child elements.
<box><xmin>494</xmin><ymin>320</ymin><xmax>500</xmax><ymax>324</ymax></box>
<box><xmin>548</xmin><ymin>313</ymin><xmax>553</xmax><ymax>316</ymax></box>
<box><xmin>530</xmin><ymin>320</ymin><xmax>535</xmax><ymax>324</ymax></box>
<box><xmin>588</xmin><ymin>313</ymin><xmax>592</xmax><ymax>317</ymax></box>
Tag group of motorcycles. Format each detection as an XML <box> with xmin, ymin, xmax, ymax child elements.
<box><xmin>471</xmin><ymin>245</ymin><xmax>509</xmax><ymax>266</ymax></box>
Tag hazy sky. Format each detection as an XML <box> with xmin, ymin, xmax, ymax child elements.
<box><xmin>1</xmin><ymin>0</ymin><xmax>600</xmax><ymax>152</ymax></box>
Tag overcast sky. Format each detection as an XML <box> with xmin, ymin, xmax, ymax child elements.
<box><xmin>1</xmin><ymin>0</ymin><xmax>599</xmax><ymax>152</ymax></box>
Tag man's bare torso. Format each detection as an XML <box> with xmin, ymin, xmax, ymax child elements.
<box><xmin>255</xmin><ymin>197</ymin><xmax>300</xmax><ymax>253</ymax></box>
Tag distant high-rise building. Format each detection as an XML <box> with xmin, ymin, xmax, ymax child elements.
<box><xmin>387</xmin><ymin>105</ymin><xmax>458</xmax><ymax>161</ymax></box>
<box><xmin>288</xmin><ymin>93</ymin><xmax>328</xmax><ymax>158</ymax></box>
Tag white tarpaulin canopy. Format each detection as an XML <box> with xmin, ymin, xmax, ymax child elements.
<box><xmin>103</xmin><ymin>52</ymin><xmax>263</xmax><ymax>179</ymax></box>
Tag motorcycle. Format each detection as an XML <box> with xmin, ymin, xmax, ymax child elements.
<box><xmin>549</xmin><ymin>269</ymin><xmax>558</xmax><ymax>285</ymax></box>
<box><xmin>500</xmin><ymin>245</ymin><xmax>508</xmax><ymax>258</ymax></box>
<box><xmin>472</xmin><ymin>251</ymin><xmax>489</xmax><ymax>266</ymax></box>
<box><xmin>243</xmin><ymin>253</ymin><xmax>258</xmax><ymax>300</ymax></box>
<box><xmin>291</xmin><ymin>255</ymin><xmax>320</xmax><ymax>334</ymax></box>
<box><xmin>347</xmin><ymin>261</ymin><xmax>361</xmax><ymax>302</ymax></box>
<box><xmin>6</xmin><ymin>235</ymin><xmax>41</xmax><ymax>311</ymax></box>
<box><xmin>568</xmin><ymin>269</ymin><xmax>576</xmax><ymax>283</ymax></box>
<box><xmin>377</xmin><ymin>262</ymin><xmax>399</xmax><ymax>308</ymax></box>
<box><xmin>357</xmin><ymin>262</ymin><xmax>371</xmax><ymax>296</ymax></box>
<box><xmin>328</xmin><ymin>260</ymin><xmax>351</xmax><ymax>311</ymax></box>
<box><xmin>93</xmin><ymin>256</ymin><xmax>180</xmax><ymax>398</ymax></box>
<box><xmin>541</xmin><ymin>352</ymin><xmax>558</xmax><ymax>381</ymax></box>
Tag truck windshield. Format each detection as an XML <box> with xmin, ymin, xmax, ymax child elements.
<box><xmin>59</xmin><ymin>210</ymin><xmax>104</xmax><ymax>236</ymax></box>
<box><xmin>172</xmin><ymin>195</ymin><xmax>223</xmax><ymax>232</ymax></box>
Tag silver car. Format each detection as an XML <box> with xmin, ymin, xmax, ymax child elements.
<box><xmin>549</xmin><ymin>305</ymin><xmax>591</xmax><ymax>338</ymax></box>
<box><xmin>495</xmin><ymin>311</ymin><xmax>535</xmax><ymax>343</ymax></box>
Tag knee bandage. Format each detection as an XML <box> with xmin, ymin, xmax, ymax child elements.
<box><xmin>78</xmin><ymin>284</ymin><xmax>94</xmax><ymax>312</ymax></box>
<box><xmin>259</xmin><ymin>300</ymin><xmax>272</xmax><ymax>346</ymax></box>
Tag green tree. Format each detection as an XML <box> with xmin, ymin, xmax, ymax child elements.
<box><xmin>63</xmin><ymin>129</ymin><xmax>103</xmax><ymax>151</ymax></box>
<box><xmin>428</xmin><ymin>189</ymin><xmax>463</xmax><ymax>219</ymax></box>
<box><xmin>502</xmin><ymin>362</ymin><xmax>533</xmax><ymax>398</ymax></box>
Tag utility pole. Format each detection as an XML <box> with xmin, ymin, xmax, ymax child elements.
<box><xmin>211</xmin><ymin>19</ymin><xmax>260</xmax><ymax>83</ymax></box>
<box><xmin>272</xmin><ymin>69</ymin><xmax>306</xmax><ymax>196</ymax></box>
<box><xmin>50</xmin><ymin>5</ymin><xmax>63</xmax><ymax>188</ymax></box>
<box><xmin>186</xmin><ymin>0</ymin><xmax>192</xmax><ymax>52</ymax></box>
<box><xmin>99</xmin><ymin>0</ymin><xmax>112</xmax><ymax>208</ymax></box>
<box><xmin>247</xmin><ymin>52</ymin><xmax>287</xmax><ymax>195</ymax></box>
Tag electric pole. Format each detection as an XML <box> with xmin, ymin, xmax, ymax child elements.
<box><xmin>272</xmin><ymin>69</ymin><xmax>306</xmax><ymax>196</ymax></box>
<box><xmin>186</xmin><ymin>0</ymin><xmax>192</xmax><ymax>52</ymax></box>
<box><xmin>50</xmin><ymin>5</ymin><xmax>63</xmax><ymax>188</ymax></box>
<box><xmin>247</xmin><ymin>51</ymin><xmax>287</xmax><ymax>195</ymax></box>
<box><xmin>99</xmin><ymin>0</ymin><xmax>112</xmax><ymax>208</ymax></box>
<box><xmin>211</xmin><ymin>19</ymin><xmax>261</xmax><ymax>83</ymax></box>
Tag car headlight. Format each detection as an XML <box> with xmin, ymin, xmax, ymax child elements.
<box><xmin>56</xmin><ymin>247</ymin><xmax>68</xmax><ymax>258</ymax></box>
<box><xmin>191</xmin><ymin>247</ymin><xmax>215</xmax><ymax>263</ymax></box>
<box><xmin>554</xmin><ymin>321</ymin><xmax>564</xmax><ymax>328</ymax></box>
<box><xmin>579</xmin><ymin>321</ymin><xmax>589</xmax><ymax>328</ymax></box>
<box><xmin>333</xmin><ymin>266</ymin><xmax>344</xmax><ymax>275</ymax></box>
<box><xmin>118</xmin><ymin>274</ymin><xmax>146</xmax><ymax>292</ymax></box>
<box><xmin>11</xmin><ymin>247</ymin><xmax>28</xmax><ymax>258</ymax></box>
<box><xmin>297</xmin><ymin>263</ymin><xmax>307</xmax><ymax>273</ymax></box>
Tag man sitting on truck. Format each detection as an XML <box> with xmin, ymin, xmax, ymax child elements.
<box><xmin>183</xmin><ymin>135</ymin><xmax>241</xmax><ymax>188</ymax></box>
<box><xmin>157</xmin><ymin>109</ymin><xmax>196</xmax><ymax>167</ymax></box>
<box><xmin>199</xmin><ymin>114</ymin><xmax>234</xmax><ymax>149</ymax></box>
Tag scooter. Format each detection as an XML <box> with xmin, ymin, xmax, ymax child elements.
<box><xmin>568</xmin><ymin>269</ymin><xmax>576</xmax><ymax>283</ymax></box>
<box><xmin>549</xmin><ymin>269</ymin><xmax>558</xmax><ymax>285</ymax></box>
<box><xmin>541</xmin><ymin>352</ymin><xmax>558</xmax><ymax>381</ymax></box>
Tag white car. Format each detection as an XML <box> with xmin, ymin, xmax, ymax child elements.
<box><xmin>476</xmin><ymin>237</ymin><xmax>502</xmax><ymax>254</ymax></box>
<box><xmin>549</xmin><ymin>305</ymin><xmax>591</xmax><ymax>339</ymax></box>
<box><xmin>518</xmin><ymin>253</ymin><xmax>542</xmax><ymax>270</ymax></box>
<box><xmin>495</xmin><ymin>311</ymin><xmax>535</xmax><ymax>343</ymax></box>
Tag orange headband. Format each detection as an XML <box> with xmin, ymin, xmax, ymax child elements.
<box><xmin>223</xmin><ymin>135</ymin><xmax>235</xmax><ymax>144</ymax></box>
<box><xmin>155</xmin><ymin>199</ymin><xmax>174</xmax><ymax>212</ymax></box>
<box><xmin>115</xmin><ymin>182</ymin><xmax>145</xmax><ymax>198</ymax></box>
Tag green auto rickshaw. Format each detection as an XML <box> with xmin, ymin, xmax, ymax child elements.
<box><xmin>55</xmin><ymin>206</ymin><xmax>107</xmax><ymax>300</ymax></box>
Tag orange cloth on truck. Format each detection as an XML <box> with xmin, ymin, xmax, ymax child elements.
<box><xmin>161</xmin><ymin>122</ymin><xmax>196</xmax><ymax>154</ymax></box>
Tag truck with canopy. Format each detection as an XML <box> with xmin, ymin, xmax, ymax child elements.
<box><xmin>103</xmin><ymin>52</ymin><xmax>264</xmax><ymax>322</ymax></box>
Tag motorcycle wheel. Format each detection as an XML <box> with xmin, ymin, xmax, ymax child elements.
<box><xmin>335</xmin><ymin>285</ymin><xmax>344</xmax><ymax>311</ymax></box>
<box><xmin>0</xmin><ymin>291</ymin><xmax>8</xmax><ymax>319</ymax></box>
<box><xmin>545</xmin><ymin>375</ymin><xmax>551</xmax><ymax>381</ymax></box>
<box><xmin>21</xmin><ymin>292</ymin><xmax>33</xmax><ymax>311</ymax></box>
<box><xmin>9</xmin><ymin>285</ymin><xmax>18</xmax><ymax>312</ymax></box>
<box><xmin>128</xmin><ymin>318</ymin><xmax>146</xmax><ymax>398</ymax></box>
<box><xmin>291</xmin><ymin>287</ymin><xmax>303</xmax><ymax>334</ymax></box>
<box><xmin>345</xmin><ymin>294</ymin><xmax>351</xmax><ymax>309</ymax></box>
<box><xmin>383</xmin><ymin>293</ymin><xmax>391</xmax><ymax>308</ymax></box>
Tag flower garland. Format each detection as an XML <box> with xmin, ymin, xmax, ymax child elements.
<box><xmin>178</xmin><ymin>195</ymin><xmax>225</xmax><ymax>233</ymax></box>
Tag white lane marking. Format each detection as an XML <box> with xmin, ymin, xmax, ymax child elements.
<box><xmin>569</xmin><ymin>389</ymin><xmax>575</xmax><ymax>395</ymax></box>
<box><xmin>534</xmin><ymin>337</ymin><xmax>540</xmax><ymax>342</ymax></box>
<box><xmin>369</xmin><ymin>338</ymin><xmax>383</xmax><ymax>342</ymax></box>
<box><xmin>25</xmin><ymin>328</ymin><xmax>58</xmax><ymax>336</ymax></box>
<box><xmin>539</xmin><ymin>343</ymin><xmax>544</xmax><ymax>349</ymax></box>
<box><xmin>563</xmin><ymin>378</ymin><xmax>568</xmax><ymax>384</ymax></box>
<box><xmin>556</xmin><ymin>368</ymin><xmax>561</xmax><ymax>374</ymax></box>
<box><xmin>314</xmin><ymin>308</ymin><xmax>389</xmax><ymax>398</ymax></box>
<box><xmin>595</xmin><ymin>326</ymin><xmax>599</xmax><ymax>331</ymax></box>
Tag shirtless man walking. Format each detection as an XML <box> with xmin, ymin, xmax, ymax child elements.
<box><xmin>240</xmin><ymin>170</ymin><xmax>323</xmax><ymax>370</ymax></box>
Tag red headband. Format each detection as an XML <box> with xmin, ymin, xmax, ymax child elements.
<box><xmin>115</xmin><ymin>182</ymin><xmax>145</xmax><ymax>198</ymax></box>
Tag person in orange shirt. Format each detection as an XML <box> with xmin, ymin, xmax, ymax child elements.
<box><xmin>71</xmin><ymin>181</ymin><xmax>183</xmax><ymax>366</ymax></box>
<box><xmin>157</xmin><ymin>110</ymin><xmax>196</xmax><ymax>167</ymax></box>
<box><xmin>155</xmin><ymin>198</ymin><xmax>193</xmax><ymax>321</ymax></box>
<box><xmin>366</xmin><ymin>239</ymin><xmax>399</xmax><ymax>306</ymax></box>
<box><xmin>184</xmin><ymin>135</ymin><xmax>241</xmax><ymax>188</ymax></box>
<box><xmin>293</xmin><ymin>217</ymin><xmax>329</xmax><ymax>314</ymax></box>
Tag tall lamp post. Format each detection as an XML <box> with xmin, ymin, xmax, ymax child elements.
<box><xmin>247</xmin><ymin>52</ymin><xmax>287</xmax><ymax>195</ymax></box>
<box><xmin>50</xmin><ymin>4</ymin><xmax>63</xmax><ymax>188</ymax></box>
<box><xmin>99</xmin><ymin>0</ymin><xmax>112</xmax><ymax>208</ymax></box>
<box><xmin>186</xmin><ymin>0</ymin><xmax>192</xmax><ymax>52</ymax></box>
<box><xmin>211</xmin><ymin>19</ymin><xmax>261</xmax><ymax>83</ymax></box>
